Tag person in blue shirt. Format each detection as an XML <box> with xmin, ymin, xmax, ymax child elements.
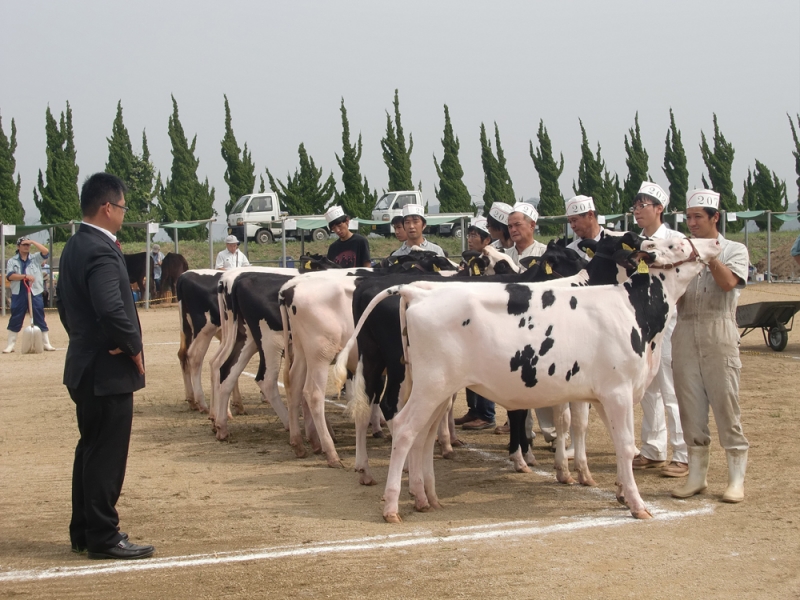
<box><xmin>4</xmin><ymin>236</ymin><xmax>56</xmax><ymax>352</ymax></box>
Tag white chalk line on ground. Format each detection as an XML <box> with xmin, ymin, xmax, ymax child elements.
<box><xmin>0</xmin><ymin>505</ymin><xmax>713</xmax><ymax>583</ymax></box>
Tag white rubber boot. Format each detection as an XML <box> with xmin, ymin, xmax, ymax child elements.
<box><xmin>671</xmin><ymin>446</ymin><xmax>709</xmax><ymax>499</ymax></box>
<box><xmin>722</xmin><ymin>448</ymin><xmax>748</xmax><ymax>503</ymax></box>
<box><xmin>3</xmin><ymin>331</ymin><xmax>17</xmax><ymax>353</ymax></box>
<box><xmin>42</xmin><ymin>331</ymin><xmax>56</xmax><ymax>351</ymax></box>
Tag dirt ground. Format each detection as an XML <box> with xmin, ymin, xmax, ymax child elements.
<box><xmin>1</xmin><ymin>283</ymin><xmax>799</xmax><ymax>599</ymax></box>
<box><xmin>755</xmin><ymin>239</ymin><xmax>800</xmax><ymax>280</ymax></box>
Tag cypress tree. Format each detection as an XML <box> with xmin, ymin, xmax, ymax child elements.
<box><xmin>381</xmin><ymin>89</ymin><xmax>413</xmax><ymax>191</ymax></box>
<box><xmin>267</xmin><ymin>143</ymin><xmax>337</xmax><ymax>216</ymax></box>
<box><xmin>788</xmin><ymin>113</ymin><xmax>800</xmax><ymax>221</ymax></box>
<box><xmin>334</xmin><ymin>99</ymin><xmax>374</xmax><ymax>219</ymax></box>
<box><xmin>529</xmin><ymin>119</ymin><xmax>564</xmax><ymax>235</ymax></box>
<box><xmin>434</xmin><ymin>105</ymin><xmax>472</xmax><ymax>213</ymax></box>
<box><xmin>105</xmin><ymin>101</ymin><xmax>155</xmax><ymax>241</ymax></box>
<box><xmin>0</xmin><ymin>111</ymin><xmax>24</xmax><ymax>224</ymax></box>
<box><xmin>33</xmin><ymin>103</ymin><xmax>80</xmax><ymax>239</ymax></box>
<box><xmin>572</xmin><ymin>120</ymin><xmax>618</xmax><ymax>214</ymax></box>
<box><xmin>479</xmin><ymin>122</ymin><xmax>515</xmax><ymax>215</ymax></box>
<box><xmin>158</xmin><ymin>96</ymin><xmax>215</xmax><ymax>240</ymax></box>
<box><xmin>220</xmin><ymin>95</ymin><xmax>256</xmax><ymax>215</ymax></box>
<box><xmin>662</xmin><ymin>108</ymin><xmax>689</xmax><ymax>212</ymax></box>
<box><xmin>700</xmin><ymin>113</ymin><xmax>743</xmax><ymax>232</ymax></box>
<box><xmin>742</xmin><ymin>160</ymin><xmax>787</xmax><ymax>232</ymax></box>
<box><xmin>620</xmin><ymin>113</ymin><xmax>650</xmax><ymax>207</ymax></box>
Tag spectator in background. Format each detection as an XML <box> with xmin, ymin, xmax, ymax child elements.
<box><xmin>392</xmin><ymin>204</ymin><xmax>445</xmax><ymax>257</ymax></box>
<box><xmin>216</xmin><ymin>235</ymin><xmax>250</xmax><ymax>270</ymax></box>
<box><xmin>486</xmin><ymin>202</ymin><xmax>514</xmax><ymax>251</ymax></box>
<box><xmin>391</xmin><ymin>215</ymin><xmax>408</xmax><ymax>244</ymax></box>
<box><xmin>151</xmin><ymin>244</ymin><xmax>164</xmax><ymax>292</ymax></box>
<box><xmin>565</xmin><ymin>195</ymin><xmax>605</xmax><ymax>261</ymax></box>
<box><xmin>4</xmin><ymin>236</ymin><xmax>56</xmax><ymax>352</ymax></box>
<box><xmin>325</xmin><ymin>206</ymin><xmax>371</xmax><ymax>268</ymax></box>
<box><xmin>792</xmin><ymin>234</ymin><xmax>800</xmax><ymax>268</ymax></box>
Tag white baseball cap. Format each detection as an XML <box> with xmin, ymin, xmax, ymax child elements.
<box><xmin>565</xmin><ymin>195</ymin><xmax>596</xmax><ymax>216</ymax></box>
<box><xmin>468</xmin><ymin>217</ymin><xmax>490</xmax><ymax>235</ymax></box>
<box><xmin>488</xmin><ymin>202</ymin><xmax>513</xmax><ymax>225</ymax></box>
<box><xmin>324</xmin><ymin>205</ymin><xmax>346</xmax><ymax>224</ymax></box>
<box><xmin>512</xmin><ymin>202</ymin><xmax>539</xmax><ymax>222</ymax></box>
<box><xmin>224</xmin><ymin>234</ymin><xmax>240</xmax><ymax>245</ymax></box>
<box><xmin>636</xmin><ymin>182</ymin><xmax>669</xmax><ymax>208</ymax></box>
<box><xmin>402</xmin><ymin>204</ymin><xmax>426</xmax><ymax>219</ymax></box>
<box><xmin>686</xmin><ymin>189</ymin><xmax>720</xmax><ymax>210</ymax></box>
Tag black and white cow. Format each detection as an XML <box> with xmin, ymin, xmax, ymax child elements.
<box><xmin>345</xmin><ymin>236</ymin><xmax>721</xmax><ymax>521</ymax></box>
<box><xmin>177</xmin><ymin>269</ymin><xmax>241</xmax><ymax>413</ymax></box>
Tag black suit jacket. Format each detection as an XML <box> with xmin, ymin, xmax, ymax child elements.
<box><xmin>57</xmin><ymin>224</ymin><xmax>145</xmax><ymax>395</ymax></box>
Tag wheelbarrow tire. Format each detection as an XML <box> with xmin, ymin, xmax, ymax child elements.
<box><xmin>768</xmin><ymin>324</ymin><xmax>788</xmax><ymax>352</ymax></box>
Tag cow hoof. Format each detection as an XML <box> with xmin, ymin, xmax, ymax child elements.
<box><xmin>429</xmin><ymin>499</ymin><xmax>442</xmax><ymax>510</ymax></box>
<box><xmin>384</xmin><ymin>513</ymin><xmax>402</xmax><ymax>523</ymax></box>
<box><xmin>450</xmin><ymin>438</ymin><xmax>465</xmax><ymax>448</ymax></box>
<box><xmin>372</xmin><ymin>431</ymin><xmax>385</xmax><ymax>439</ymax></box>
<box><xmin>215</xmin><ymin>430</ymin><xmax>229</xmax><ymax>442</ymax></box>
<box><xmin>632</xmin><ymin>508</ymin><xmax>653</xmax><ymax>519</ymax></box>
<box><xmin>414</xmin><ymin>502</ymin><xmax>432</xmax><ymax>513</ymax></box>
<box><xmin>327</xmin><ymin>459</ymin><xmax>344</xmax><ymax>468</ymax></box>
<box><xmin>441</xmin><ymin>448</ymin><xmax>455</xmax><ymax>459</ymax></box>
<box><xmin>514</xmin><ymin>464</ymin><xmax>532</xmax><ymax>474</ymax></box>
<box><xmin>579</xmin><ymin>475</ymin><xmax>597</xmax><ymax>487</ymax></box>
<box><xmin>232</xmin><ymin>406</ymin><xmax>246</xmax><ymax>416</ymax></box>
<box><xmin>359</xmin><ymin>473</ymin><xmax>377</xmax><ymax>486</ymax></box>
<box><xmin>555</xmin><ymin>469</ymin><xmax>576</xmax><ymax>485</ymax></box>
<box><xmin>291</xmin><ymin>444</ymin><xmax>307</xmax><ymax>458</ymax></box>
<box><xmin>616</xmin><ymin>493</ymin><xmax>626</xmax><ymax>506</ymax></box>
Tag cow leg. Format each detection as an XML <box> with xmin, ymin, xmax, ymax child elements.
<box><xmin>231</xmin><ymin>380</ymin><xmax>244</xmax><ymax>415</ymax></box>
<box><xmin>303</xmin><ymin>361</ymin><xmax>342</xmax><ymax>468</ymax></box>
<box><xmin>570</xmin><ymin>401</ymin><xmax>595</xmax><ymax>486</ymax></box>
<box><xmin>446</xmin><ymin>397</ymin><xmax>464</xmax><ymax>448</ymax></box>
<box><xmin>601</xmin><ymin>392</ymin><xmax>652</xmax><ymax>519</ymax></box>
<box><xmin>257</xmin><ymin>327</ymin><xmax>290</xmax><ymax>429</ymax></box>
<box><xmin>187</xmin><ymin>326</ymin><xmax>216</xmax><ymax>412</ymax></box>
<box><xmin>436</xmin><ymin>400</ymin><xmax>454</xmax><ymax>459</ymax></box>
<box><xmin>370</xmin><ymin>404</ymin><xmax>384</xmax><ymax>438</ymax></box>
<box><xmin>554</xmin><ymin>403</ymin><xmax>575</xmax><ymax>484</ymax></box>
<box><xmin>214</xmin><ymin>333</ymin><xmax>257</xmax><ymax>440</ymax></box>
<box><xmin>508</xmin><ymin>409</ymin><xmax>533</xmax><ymax>472</ymax></box>
<box><xmin>287</xmin><ymin>353</ymin><xmax>308</xmax><ymax>458</ymax></box>
<box><xmin>383</xmin><ymin>393</ymin><xmax>442</xmax><ymax>523</ymax></box>
<box><xmin>408</xmin><ymin>400</ymin><xmax>449</xmax><ymax>512</ymax></box>
<box><xmin>352</xmin><ymin>360</ymin><xmax>377</xmax><ymax>485</ymax></box>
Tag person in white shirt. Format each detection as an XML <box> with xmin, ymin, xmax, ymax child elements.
<box><xmin>216</xmin><ymin>235</ymin><xmax>251</xmax><ymax>270</ymax></box>
<box><xmin>506</xmin><ymin>202</ymin><xmax>547</xmax><ymax>266</ymax></box>
<box><xmin>565</xmin><ymin>195</ymin><xmax>605</xmax><ymax>260</ymax></box>
<box><xmin>392</xmin><ymin>204</ymin><xmax>445</xmax><ymax>257</ymax></box>
<box><xmin>151</xmin><ymin>244</ymin><xmax>165</xmax><ymax>292</ymax></box>
<box><xmin>630</xmin><ymin>181</ymin><xmax>688</xmax><ymax>477</ymax></box>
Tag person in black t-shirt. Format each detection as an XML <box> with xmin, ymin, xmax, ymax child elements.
<box><xmin>324</xmin><ymin>205</ymin><xmax>371</xmax><ymax>268</ymax></box>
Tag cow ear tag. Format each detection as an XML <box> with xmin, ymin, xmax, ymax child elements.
<box><xmin>433</xmin><ymin>264</ymin><xmax>440</xmax><ymax>272</ymax></box>
<box><xmin>304</xmin><ymin>261</ymin><xmax>311</xmax><ymax>270</ymax></box>
<box><xmin>472</xmin><ymin>263</ymin><xmax>480</xmax><ymax>276</ymax></box>
<box><xmin>622</xmin><ymin>243</ymin><xmax>635</xmax><ymax>252</ymax></box>
<box><xmin>637</xmin><ymin>259</ymin><xmax>649</xmax><ymax>274</ymax></box>
<box><xmin>545</xmin><ymin>262</ymin><xmax>553</xmax><ymax>275</ymax></box>
<box><xmin>585</xmin><ymin>248</ymin><xmax>595</xmax><ymax>258</ymax></box>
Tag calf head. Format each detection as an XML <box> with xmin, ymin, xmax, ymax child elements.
<box><xmin>299</xmin><ymin>254</ymin><xmax>342</xmax><ymax>272</ymax></box>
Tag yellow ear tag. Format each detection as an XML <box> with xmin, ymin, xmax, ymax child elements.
<box><xmin>623</xmin><ymin>243</ymin><xmax>635</xmax><ymax>252</ymax></box>
<box><xmin>545</xmin><ymin>262</ymin><xmax>552</xmax><ymax>275</ymax></box>
<box><xmin>304</xmin><ymin>261</ymin><xmax>311</xmax><ymax>270</ymax></box>
<box><xmin>637</xmin><ymin>259</ymin><xmax>649</xmax><ymax>274</ymax></box>
<box><xmin>586</xmin><ymin>248</ymin><xmax>595</xmax><ymax>258</ymax></box>
<box><xmin>472</xmin><ymin>263</ymin><xmax>480</xmax><ymax>276</ymax></box>
<box><xmin>433</xmin><ymin>264</ymin><xmax>440</xmax><ymax>272</ymax></box>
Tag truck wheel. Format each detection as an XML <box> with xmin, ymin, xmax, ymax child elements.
<box><xmin>256</xmin><ymin>229</ymin><xmax>273</xmax><ymax>244</ymax></box>
<box><xmin>312</xmin><ymin>228</ymin><xmax>329</xmax><ymax>242</ymax></box>
<box><xmin>451</xmin><ymin>225</ymin><xmax>462</xmax><ymax>239</ymax></box>
<box><xmin>768</xmin><ymin>324</ymin><xmax>788</xmax><ymax>352</ymax></box>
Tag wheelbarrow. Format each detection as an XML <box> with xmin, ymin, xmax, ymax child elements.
<box><xmin>736</xmin><ymin>300</ymin><xmax>800</xmax><ymax>352</ymax></box>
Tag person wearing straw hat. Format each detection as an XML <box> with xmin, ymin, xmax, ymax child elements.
<box><xmin>486</xmin><ymin>202</ymin><xmax>514</xmax><ymax>251</ymax></box>
<box><xmin>4</xmin><ymin>236</ymin><xmax>55</xmax><ymax>353</ymax></box>
<box><xmin>506</xmin><ymin>202</ymin><xmax>547</xmax><ymax>266</ymax></box>
<box><xmin>392</xmin><ymin>204</ymin><xmax>445</xmax><ymax>257</ymax></box>
<box><xmin>565</xmin><ymin>195</ymin><xmax>605</xmax><ymax>260</ymax></box>
<box><xmin>216</xmin><ymin>235</ymin><xmax>250</xmax><ymax>270</ymax></box>
<box><xmin>672</xmin><ymin>189</ymin><xmax>750</xmax><ymax>503</ymax></box>
<box><xmin>325</xmin><ymin>205</ymin><xmax>371</xmax><ymax>267</ymax></box>
<box><xmin>630</xmin><ymin>182</ymin><xmax>689</xmax><ymax>477</ymax></box>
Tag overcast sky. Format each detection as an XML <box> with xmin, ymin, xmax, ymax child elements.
<box><xmin>1</xmin><ymin>0</ymin><xmax>799</xmax><ymax>225</ymax></box>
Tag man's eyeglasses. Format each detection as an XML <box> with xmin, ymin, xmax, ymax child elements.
<box><xmin>107</xmin><ymin>201</ymin><xmax>129</xmax><ymax>213</ymax></box>
<box><xmin>629</xmin><ymin>203</ymin><xmax>655</xmax><ymax>213</ymax></box>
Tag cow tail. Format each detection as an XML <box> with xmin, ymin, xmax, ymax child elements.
<box><xmin>398</xmin><ymin>293</ymin><xmax>413</xmax><ymax>409</ymax></box>
<box><xmin>279</xmin><ymin>297</ymin><xmax>293</xmax><ymax>399</ymax></box>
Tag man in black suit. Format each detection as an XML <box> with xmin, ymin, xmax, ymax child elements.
<box><xmin>57</xmin><ymin>173</ymin><xmax>154</xmax><ymax>560</ymax></box>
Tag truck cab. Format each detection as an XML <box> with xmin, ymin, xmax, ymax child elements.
<box><xmin>371</xmin><ymin>190</ymin><xmax>466</xmax><ymax>238</ymax></box>
<box><xmin>228</xmin><ymin>193</ymin><xmax>282</xmax><ymax>244</ymax></box>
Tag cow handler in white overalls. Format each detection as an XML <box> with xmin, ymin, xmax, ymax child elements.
<box><xmin>631</xmin><ymin>182</ymin><xmax>689</xmax><ymax>477</ymax></box>
<box><xmin>671</xmin><ymin>189</ymin><xmax>750</xmax><ymax>503</ymax></box>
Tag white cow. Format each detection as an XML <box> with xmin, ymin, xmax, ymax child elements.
<box><xmin>348</xmin><ymin>237</ymin><xmax>721</xmax><ymax>521</ymax></box>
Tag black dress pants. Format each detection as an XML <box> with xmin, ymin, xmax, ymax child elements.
<box><xmin>68</xmin><ymin>372</ymin><xmax>133</xmax><ymax>552</ymax></box>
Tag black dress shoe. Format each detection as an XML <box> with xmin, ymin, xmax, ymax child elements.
<box><xmin>72</xmin><ymin>532</ymin><xmax>128</xmax><ymax>555</ymax></box>
<box><xmin>88</xmin><ymin>538</ymin><xmax>155</xmax><ymax>560</ymax></box>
